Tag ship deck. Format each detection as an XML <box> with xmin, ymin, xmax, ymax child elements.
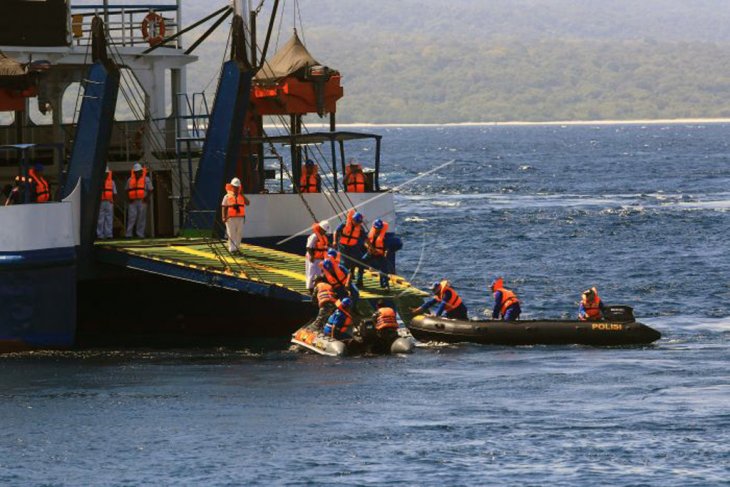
<box><xmin>94</xmin><ymin>237</ymin><xmax>427</xmax><ymax>308</ymax></box>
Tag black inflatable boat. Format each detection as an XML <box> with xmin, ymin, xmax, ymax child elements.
<box><xmin>409</xmin><ymin>306</ymin><xmax>661</xmax><ymax>346</ymax></box>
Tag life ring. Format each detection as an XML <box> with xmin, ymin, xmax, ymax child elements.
<box><xmin>141</xmin><ymin>12</ymin><xmax>166</xmax><ymax>46</ymax></box>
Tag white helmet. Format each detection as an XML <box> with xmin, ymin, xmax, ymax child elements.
<box><xmin>230</xmin><ymin>177</ymin><xmax>241</xmax><ymax>187</ymax></box>
<box><xmin>319</xmin><ymin>220</ymin><xmax>330</xmax><ymax>232</ymax></box>
<box><xmin>105</xmin><ymin>166</ymin><xmax>111</xmax><ymax>172</ymax></box>
<box><xmin>132</xmin><ymin>163</ymin><xmax>142</xmax><ymax>172</ymax></box>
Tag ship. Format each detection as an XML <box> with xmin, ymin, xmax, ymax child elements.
<box><xmin>0</xmin><ymin>0</ymin><xmax>426</xmax><ymax>351</ymax></box>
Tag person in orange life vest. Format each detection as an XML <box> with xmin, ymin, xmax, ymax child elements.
<box><xmin>97</xmin><ymin>166</ymin><xmax>116</xmax><ymax>239</ymax></box>
<box><xmin>311</xmin><ymin>276</ymin><xmax>338</xmax><ymax>329</ymax></box>
<box><xmin>490</xmin><ymin>277</ymin><xmax>521</xmax><ymax>321</ymax></box>
<box><xmin>411</xmin><ymin>280</ymin><xmax>468</xmax><ymax>320</ymax></box>
<box><xmin>323</xmin><ymin>297</ymin><xmax>354</xmax><ymax>340</ymax></box>
<box><xmin>325</xmin><ymin>248</ymin><xmax>342</xmax><ymax>268</ymax></box>
<box><xmin>320</xmin><ymin>258</ymin><xmax>359</xmax><ymax>304</ymax></box>
<box><xmin>344</xmin><ymin>159</ymin><xmax>366</xmax><ymax>193</ymax></box>
<box><xmin>221</xmin><ymin>177</ymin><xmax>250</xmax><ymax>254</ymax></box>
<box><xmin>363</xmin><ymin>218</ymin><xmax>391</xmax><ymax>289</ymax></box>
<box><xmin>299</xmin><ymin>159</ymin><xmax>321</xmax><ymax>193</ymax></box>
<box><xmin>28</xmin><ymin>163</ymin><xmax>50</xmax><ymax>203</ymax></box>
<box><xmin>125</xmin><ymin>163</ymin><xmax>154</xmax><ymax>238</ymax></box>
<box><xmin>305</xmin><ymin>220</ymin><xmax>330</xmax><ymax>291</ymax></box>
<box><xmin>578</xmin><ymin>287</ymin><xmax>605</xmax><ymax>321</ymax></box>
<box><xmin>334</xmin><ymin>209</ymin><xmax>367</xmax><ymax>287</ymax></box>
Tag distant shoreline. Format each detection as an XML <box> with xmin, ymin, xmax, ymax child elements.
<box><xmin>301</xmin><ymin>118</ymin><xmax>730</xmax><ymax>128</ymax></box>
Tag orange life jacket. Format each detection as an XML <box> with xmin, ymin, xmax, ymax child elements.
<box><xmin>222</xmin><ymin>183</ymin><xmax>246</xmax><ymax>218</ymax></box>
<box><xmin>367</xmin><ymin>221</ymin><xmax>389</xmax><ymax>257</ymax></box>
<box><xmin>315</xmin><ymin>282</ymin><xmax>337</xmax><ymax>307</ymax></box>
<box><xmin>310</xmin><ymin>223</ymin><xmax>329</xmax><ymax>260</ymax></box>
<box><xmin>128</xmin><ymin>168</ymin><xmax>147</xmax><ymax>200</ymax></box>
<box><xmin>29</xmin><ymin>168</ymin><xmax>49</xmax><ymax>203</ymax></box>
<box><xmin>101</xmin><ymin>172</ymin><xmax>114</xmax><ymax>201</ymax></box>
<box><xmin>435</xmin><ymin>280</ymin><xmax>463</xmax><ymax>312</ymax></box>
<box><xmin>299</xmin><ymin>165</ymin><xmax>319</xmax><ymax>193</ymax></box>
<box><xmin>345</xmin><ymin>164</ymin><xmax>366</xmax><ymax>192</ymax></box>
<box><xmin>322</xmin><ymin>261</ymin><xmax>350</xmax><ymax>289</ymax></box>
<box><xmin>580</xmin><ymin>290</ymin><xmax>602</xmax><ymax>320</ymax></box>
<box><xmin>331</xmin><ymin>300</ymin><xmax>353</xmax><ymax>335</ymax></box>
<box><xmin>375</xmin><ymin>307</ymin><xmax>398</xmax><ymax>330</ymax></box>
<box><xmin>496</xmin><ymin>288</ymin><xmax>520</xmax><ymax>316</ymax></box>
<box><xmin>339</xmin><ymin>209</ymin><xmax>363</xmax><ymax>247</ymax></box>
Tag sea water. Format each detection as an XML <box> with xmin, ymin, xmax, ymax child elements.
<box><xmin>1</xmin><ymin>124</ymin><xmax>728</xmax><ymax>486</ymax></box>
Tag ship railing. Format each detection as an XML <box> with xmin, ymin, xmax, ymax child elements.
<box><xmin>69</xmin><ymin>2</ymin><xmax>180</xmax><ymax>49</ymax></box>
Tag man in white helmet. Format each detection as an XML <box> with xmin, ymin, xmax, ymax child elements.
<box><xmin>305</xmin><ymin>220</ymin><xmax>330</xmax><ymax>291</ymax></box>
<box><xmin>221</xmin><ymin>177</ymin><xmax>250</xmax><ymax>254</ymax></box>
<box><xmin>125</xmin><ymin>162</ymin><xmax>153</xmax><ymax>238</ymax></box>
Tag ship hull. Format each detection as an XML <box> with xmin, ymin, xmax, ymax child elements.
<box><xmin>409</xmin><ymin>315</ymin><xmax>661</xmax><ymax>346</ymax></box>
<box><xmin>0</xmin><ymin>248</ymin><xmax>77</xmax><ymax>352</ymax></box>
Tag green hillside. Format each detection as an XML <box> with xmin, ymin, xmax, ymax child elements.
<box><xmin>179</xmin><ymin>0</ymin><xmax>730</xmax><ymax>123</ymax></box>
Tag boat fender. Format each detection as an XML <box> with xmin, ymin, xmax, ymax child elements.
<box><xmin>141</xmin><ymin>12</ymin><xmax>166</xmax><ymax>46</ymax></box>
<box><xmin>330</xmin><ymin>341</ymin><xmax>346</xmax><ymax>357</ymax></box>
<box><xmin>390</xmin><ymin>337</ymin><xmax>415</xmax><ymax>354</ymax></box>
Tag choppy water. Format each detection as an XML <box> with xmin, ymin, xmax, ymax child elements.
<box><xmin>2</xmin><ymin>125</ymin><xmax>729</xmax><ymax>486</ymax></box>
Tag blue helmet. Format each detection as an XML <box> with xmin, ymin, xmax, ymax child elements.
<box><xmin>323</xmin><ymin>260</ymin><xmax>333</xmax><ymax>271</ymax></box>
<box><xmin>305</xmin><ymin>159</ymin><xmax>315</xmax><ymax>166</ymax></box>
<box><xmin>431</xmin><ymin>281</ymin><xmax>441</xmax><ymax>292</ymax></box>
<box><xmin>327</xmin><ymin>248</ymin><xmax>338</xmax><ymax>258</ymax></box>
<box><xmin>373</xmin><ymin>218</ymin><xmax>384</xmax><ymax>229</ymax></box>
<box><xmin>353</xmin><ymin>212</ymin><xmax>363</xmax><ymax>223</ymax></box>
<box><xmin>341</xmin><ymin>297</ymin><xmax>352</xmax><ymax>308</ymax></box>
<box><xmin>33</xmin><ymin>163</ymin><xmax>44</xmax><ymax>172</ymax></box>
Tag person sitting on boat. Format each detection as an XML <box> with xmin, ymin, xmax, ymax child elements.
<box><xmin>323</xmin><ymin>297</ymin><xmax>354</xmax><ymax>340</ymax></box>
<box><xmin>311</xmin><ymin>276</ymin><xmax>338</xmax><ymax>329</ymax></box>
<box><xmin>335</xmin><ymin>208</ymin><xmax>367</xmax><ymax>287</ymax></box>
<box><xmin>411</xmin><ymin>280</ymin><xmax>468</xmax><ymax>320</ymax></box>
<box><xmin>373</xmin><ymin>299</ymin><xmax>399</xmax><ymax>336</ymax></box>
<box><xmin>221</xmin><ymin>177</ymin><xmax>250</xmax><ymax>254</ymax></box>
<box><xmin>578</xmin><ymin>287</ymin><xmax>605</xmax><ymax>321</ymax></box>
<box><xmin>320</xmin><ymin>258</ymin><xmax>359</xmax><ymax>303</ymax></box>
<box><xmin>490</xmin><ymin>277</ymin><xmax>521</xmax><ymax>321</ymax></box>
<box><xmin>97</xmin><ymin>166</ymin><xmax>116</xmax><ymax>240</ymax></box>
<box><xmin>28</xmin><ymin>163</ymin><xmax>50</xmax><ymax>203</ymax></box>
<box><xmin>305</xmin><ymin>220</ymin><xmax>330</xmax><ymax>291</ymax></box>
<box><xmin>125</xmin><ymin>163</ymin><xmax>154</xmax><ymax>238</ymax></box>
<box><xmin>363</xmin><ymin>218</ymin><xmax>391</xmax><ymax>289</ymax></box>
<box><xmin>299</xmin><ymin>159</ymin><xmax>321</xmax><ymax>193</ymax></box>
<box><xmin>344</xmin><ymin>159</ymin><xmax>366</xmax><ymax>193</ymax></box>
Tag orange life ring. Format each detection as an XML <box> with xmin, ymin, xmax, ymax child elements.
<box><xmin>141</xmin><ymin>12</ymin><xmax>166</xmax><ymax>46</ymax></box>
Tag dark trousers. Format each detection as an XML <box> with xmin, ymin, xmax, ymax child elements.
<box><xmin>312</xmin><ymin>302</ymin><xmax>336</xmax><ymax>329</ymax></box>
<box><xmin>445</xmin><ymin>303</ymin><xmax>468</xmax><ymax>320</ymax></box>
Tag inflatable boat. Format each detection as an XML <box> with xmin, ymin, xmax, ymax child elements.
<box><xmin>291</xmin><ymin>321</ymin><xmax>415</xmax><ymax>357</ymax></box>
<box><xmin>408</xmin><ymin>306</ymin><xmax>661</xmax><ymax>346</ymax></box>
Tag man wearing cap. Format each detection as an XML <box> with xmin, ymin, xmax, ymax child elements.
<box><xmin>97</xmin><ymin>166</ymin><xmax>116</xmax><ymax>239</ymax></box>
<box><xmin>305</xmin><ymin>219</ymin><xmax>330</xmax><ymax>291</ymax></box>
<box><xmin>28</xmin><ymin>163</ymin><xmax>50</xmax><ymax>203</ymax></box>
<box><xmin>221</xmin><ymin>177</ymin><xmax>250</xmax><ymax>254</ymax></box>
<box><xmin>125</xmin><ymin>163</ymin><xmax>153</xmax><ymax>238</ymax></box>
<box><xmin>334</xmin><ymin>208</ymin><xmax>367</xmax><ymax>287</ymax></box>
<box><xmin>299</xmin><ymin>159</ymin><xmax>321</xmax><ymax>193</ymax></box>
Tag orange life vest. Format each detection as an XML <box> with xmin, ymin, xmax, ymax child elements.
<box><xmin>331</xmin><ymin>300</ymin><xmax>353</xmax><ymax>335</ymax></box>
<box><xmin>367</xmin><ymin>221</ymin><xmax>389</xmax><ymax>257</ymax></box>
<box><xmin>375</xmin><ymin>307</ymin><xmax>398</xmax><ymax>330</ymax></box>
<box><xmin>29</xmin><ymin>168</ymin><xmax>49</xmax><ymax>203</ymax></box>
<box><xmin>581</xmin><ymin>290</ymin><xmax>602</xmax><ymax>320</ymax></box>
<box><xmin>435</xmin><ymin>280</ymin><xmax>463</xmax><ymax>312</ymax></box>
<box><xmin>497</xmin><ymin>288</ymin><xmax>520</xmax><ymax>316</ymax></box>
<box><xmin>339</xmin><ymin>209</ymin><xmax>363</xmax><ymax>247</ymax></box>
<box><xmin>345</xmin><ymin>164</ymin><xmax>366</xmax><ymax>193</ymax></box>
<box><xmin>127</xmin><ymin>168</ymin><xmax>147</xmax><ymax>200</ymax></box>
<box><xmin>315</xmin><ymin>282</ymin><xmax>337</xmax><ymax>307</ymax></box>
<box><xmin>101</xmin><ymin>172</ymin><xmax>114</xmax><ymax>201</ymax></box>
<box><xmin>223</xmin><ymin>184</ymin><xmax>246</xmax><ymax>218</ymax></box>
<box><xmin>299</xmin><ymin>165</ymin><xmax>319</xmax><ymax>193</ymax></box>
<box><xmin>322</xmin><ymin>261</ymin><xmax>350</xmax><ymax>289</ymax></box>
<box><xmin>310</xmin><ymin>223</ymin><xmax>329</xmax><ymax>260</ymax></box>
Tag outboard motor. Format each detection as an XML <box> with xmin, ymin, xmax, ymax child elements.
<box><xmin>603</xmin><ymin>305</ymin><xmax>635</xmax><ymax>323</ymax></box>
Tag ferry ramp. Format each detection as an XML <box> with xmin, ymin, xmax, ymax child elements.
<box><xmin>94</xmin><ymin>238</ymin><xmax>427</xmax><ymax>317</ymax></box>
